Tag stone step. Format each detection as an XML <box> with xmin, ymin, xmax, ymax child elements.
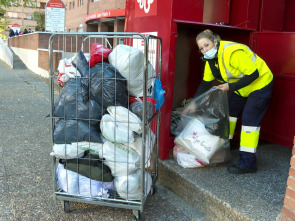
<box><xmin>158</xmin><ymin>143</ymin><xmax>291</xmax><ymax>221</ymax></box>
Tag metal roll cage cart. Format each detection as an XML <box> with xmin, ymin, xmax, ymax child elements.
<box><xmin>49</xmin><ymin>32</ymin><xmax>162</xmax><ymax>221</ymax></box>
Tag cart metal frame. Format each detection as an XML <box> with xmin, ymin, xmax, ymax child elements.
<box><xmin>48</xmin><ymin>32</ymin><xmax>162</xmax><ymax>220</ymax></box>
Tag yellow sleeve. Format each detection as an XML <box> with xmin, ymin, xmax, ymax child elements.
<box><xmin>203</xmin><ymin>61</ymin><xmax>215</xmax><ymax>81</ymax></box>
<box><xmin>230</xmin><ymin>50</ymin><xmax>257</xmax><ymax>76</ymax></box>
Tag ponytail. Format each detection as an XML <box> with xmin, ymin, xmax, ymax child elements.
<box><xmin>196</xmin><ymin>29</ymin><xmax>220</xmax><ymax>43</ymax></box>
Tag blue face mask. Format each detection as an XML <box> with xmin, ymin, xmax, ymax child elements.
<box><xmin>204</xmin><ymin>47</ymin><xmax>217</xmax><ymax>59</ymax></box>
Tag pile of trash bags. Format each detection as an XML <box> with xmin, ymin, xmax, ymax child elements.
<box><xmin>51</xmin><ymin>43</ymin><xmax>165</xmax><ymax>200</ymax></box>
<box><xmin>172</xmin><ymin>88</ymin><xmax>231</xmax><ymax>168</ymax></box>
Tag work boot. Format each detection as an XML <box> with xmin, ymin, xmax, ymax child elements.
<box><xmin>227</xmin><ymin>164</ymin><xmax>257</xmax><ymax>174</ymax></box>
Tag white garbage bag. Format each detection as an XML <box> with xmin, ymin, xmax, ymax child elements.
<box><xmin>114</xmin><ymin>170</ymin><xmax>152</xmax><ymax>200</ymax></box>
<box><xmin>101</xmin><ymin>141</ymin><xmax>141</xmax><ymax>177</ymax></box>
<box><xmin>50</xmin><ymin>143</ymin><xmax>85</xmax><ymax>159</ymax></box>
<box><xmin>56</xmin><ymin>164</ymin><xmax>110</xmax><ymax>198</ymax></box>
<box><xmin>107</xmin><ymin>106</ymin><xmax>142</xmax><ymax>133</ymax></box>
<box><xmin>100</xmin><ymin>114</ymin><xmax>135</xmax><ymax>143</ymax></box>
<box><xmin>108</xmin><ymin>44</ymin><xmax>156</xmax><ymax>97</ymax></box>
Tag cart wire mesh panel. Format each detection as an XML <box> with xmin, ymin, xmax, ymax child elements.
<box><xmin>48</xmin><ymin>32</ymin><xmax>162</xmax><ymax>220</ymax></box>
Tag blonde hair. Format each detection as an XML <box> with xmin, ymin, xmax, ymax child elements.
<box><xmin>196</xmin><ymin>29</ymin><xmax>221</xmax><ymax>43</ymax></box>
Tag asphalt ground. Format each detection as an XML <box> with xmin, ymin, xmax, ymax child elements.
<box><xmin>0</xmin><ymin>59</ymin><xmax>210</xmax><ymax>221</ymax></box>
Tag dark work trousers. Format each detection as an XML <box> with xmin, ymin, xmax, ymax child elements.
<box><xmin>229</xmin><ymin>80</ymin><xmax>274</xmax><ymax>168</ymax></box>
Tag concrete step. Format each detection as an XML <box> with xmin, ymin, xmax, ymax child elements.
<box><xmin>158</xmin><ymin>142</ymin><xmax>291</xmax><ymax>221</ymax></box>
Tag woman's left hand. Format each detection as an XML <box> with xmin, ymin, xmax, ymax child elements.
<box><xmin>213</xmin><ymin>83</ymin><xmax>229</xmax><ymax>92</ymax></box>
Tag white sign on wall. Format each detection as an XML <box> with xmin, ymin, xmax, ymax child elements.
<box><xmin>45</xmin><ymin>0</ymin><xmax>65</xmax><ymax>32</ymax></box>
<box><xmin>133</xmin><ymin>32</ymin><xmax>158</xmax><ymax>69</ymax></box>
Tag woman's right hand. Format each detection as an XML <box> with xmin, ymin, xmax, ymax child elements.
<box><xmin>181</xmin><ymin>102</ymin><xmax>197</xmax><ymax>117</ymax></box>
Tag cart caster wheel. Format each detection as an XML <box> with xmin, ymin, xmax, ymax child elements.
<box><xmin>149</xmin><ymin>185</ymin><xmax>157</xmax><ymax>195</ymax></box>
<box><xmin>63</xmin><ymin>201</ymin><xmax>70</xmax><ymax>213</ymax></box>
<box><xmin>133</xmin><ymin>210</ymin><xmax>145</xmax><ymax>221</ymax></box>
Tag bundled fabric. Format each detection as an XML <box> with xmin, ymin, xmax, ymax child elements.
<box><xmin>62</xmin><ymin>152</ymin><xmax>114</xmax><ymax>182</ymax></box>
<box><xmin>56</xmin><ymin>164</ymin><xmax>111</xmax><ymax>198</ymax></box>
<box><xmin>100</xmin><ymin>114</ymin><xmax>135</xmax><ymax>143</ymax></box>
<box><xmin>89</xmin><ymin>43</ymin><xmax>112</xmax><ymax>67</ymax></box>
<box><xmin>54</xmin><ymin>78</ymin><xmax>102</xmax><ymax>125</ymax></box>
<box><xmin>107</xmin><ymin>106</ymin><xmax>142</xmax><ymax>133</ymax></box>
<box><xmin>108</xmin><ymin>44</ymin><xmax>156</xmax><ymax>97</ymax></box>
<box><xmin>53</xmin><ymin>119</ymin><xmax>102</xmax><ymax>144</ymax></box>
<box><xmin>114</xmin><ymin>169</ymin><xmax>152</xmax><ymax>200</ymax></box>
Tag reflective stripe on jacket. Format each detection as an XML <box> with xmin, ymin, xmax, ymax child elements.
<box><xmin>204</xmin><ymin>41</ymin><xmax>273</xmax><ymax>97</ymax></box>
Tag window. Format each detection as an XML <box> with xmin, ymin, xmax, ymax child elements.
<box><xmin>27</xmin><ymin>1</ymin><xmax>37</xmax><ymax>8</ymax></box>
<box><xmin>40</xmin><ymin>2</ymin><xmax>46</xmax><ymax>9</ymax></box>
<box><xmin>91</xmin><ymin>0</ymin><xmax>99</xmax><ymax>2</ymax></box>
<box><xmin>70</xmin><ymin>1</ymin><xmax>75</xmax><ymax>10</ymax></box>
<box><xmin>78</xmin><ymin>0</ymin><xmax>84</xmax><ymax>7</ymax></box>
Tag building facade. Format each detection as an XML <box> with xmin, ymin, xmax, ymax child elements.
<box><xmin>4</xmin><ymin>0</ymin><xmax>46</xmax><ymax>34</ymax></box>
<box><xmin>64</xmin><ymin>0</ymin><xmax>126</xmax><ymax>33</ymax></box>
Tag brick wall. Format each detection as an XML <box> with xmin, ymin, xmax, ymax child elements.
<box><xmin>281</xmin><ymin>136</ymin><xmax>295</xmax><ymax>221</ymax></box>
<box><xmin>64</xmin><ymin>0</ymin><xmax>126</xmax><ymax>32</ymax></box>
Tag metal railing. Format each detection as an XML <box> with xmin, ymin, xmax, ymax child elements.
<box><xmin>0</xmin><ymin>37</ymin><xmax>13</xmax><ymax>68</ymax></box>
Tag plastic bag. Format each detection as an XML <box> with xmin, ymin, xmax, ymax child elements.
<box><xmin>50</xmin><ymin>142</ymin><xmax>85</xmax><ymax>159</ymax></box>
<box><xmin>114</xmin><ymin>170</ymin><xmax>152</xmax><ymax>200</ymax></box>
<box><xmin>54</xmin><ymin>78</ymin><xmax>102</xmax><ymax>125</ymax></box>
<box><xmin>56</xmin><ymin>164</ymin><xmax>111</xmax><ymax>197</ymax></box>
<box><xmin>100</xmin><ymin>114</ymin><xmax>135</xmax><ymax>143</ymax></box>
<box><xmin>129</xmin><ymin>97</ymin><xmax>156</xmax><ymax>120</ymax></box>
<box><xmin>100</xmin><ymin>141</ymin><xmax>141</xmax><ymax>177</ymax></box>
<box><xmin>174</xmin><ymin>88</ymin><xmax>230</xmax><ymax>165</ymax></box>
<box><xmin>53</xmin><ymin>119</ymin><xmax>102</xmax><ymax>144</ymax></box>
<box><xmin>173</xmin><ymin>144</ymin><xmax>206</xmax><ymax>168</ymax></box>
<box><xmin>151</xmin><ymin>78</ymin><xmax>165</xmax><ymax>110</ymax></box>
<box><xmin>107</xmin><ymin>106</ymin><xmax>142</xmax><ymax>133</ymax></box>
<box><xmin>88</xmin><ymin>62</ymin><xmax>128</xmax><ymax>112</ymax></box>
<box><xmin>89</xmin><ymin>43</ymin><xmax>112</xmax><ymax>67</ymax></box>
<box><xmin>108</xmin><ymin>44</ymin><xmax>156</xmax><ymax>97</ymax></box>
<box><xmin>57</xmin><ymin>56</ymin><xmax>81</xmax><ymax>86</ymax></box>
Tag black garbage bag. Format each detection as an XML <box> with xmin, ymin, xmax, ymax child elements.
<box><xmin>54</xmin><ymin>78</ymin><xmax>102</xmax><ymax>125</ymax></box>
<box><xmin>88</xmin><ymin>62</ymin><xmax>128</xmax><ymax>111</ymax></box>
<box><xmin>191</xmin><ymin>88</ymin><xmax>229</xmax><ymax>139</ymax></box>
<box><xmin>71</xmin><ymin>50</ymin><xmax>90</xmax><ymax>78</ymax></box>
<box><xmin>71</xmin><ymin>50</ymin><xmax>91</xmax><ymax>100</ymax></box>
<box><xmin>53</xmin><ymin>119</ymin><xmax>102</xmax><ymax>144</ymax></box>
<box><xmin>72</xmin><ymin>51</ymin><xmax>128</xmax><ymax>111</ymax></box>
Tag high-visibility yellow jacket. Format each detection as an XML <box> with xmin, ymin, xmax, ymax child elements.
<box><xmin>203</xmin><ymin>41</ymin><xmax>273</xmax><ymax>97</ymax></box>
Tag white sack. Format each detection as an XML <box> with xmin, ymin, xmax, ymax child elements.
<box><xmin>100</xmin><ymin>114</ymin><xmax>134</xmax><ymax>143</ymax></box>
<box><xmin>174</xmin><ymin>118</ymin><xmax>225</xmax><ymax>164</ymax></box>
<box><xmin>130</xmin><ymin>129</ymin><xmax>156</xmax><ymax>167</ymax></box>
<box><xmin>56</xmin><ymin>164</ymin><xmax>110</xmax><ymax>198</ymax></box>
<box><xmin>101</xmin><ymin>141</ymin><xmax>141</xmax><ymax>177</ymax></box>
<box><xmin>107</xmin><ymin>106</ymin><xmax>142</xmax><ymax>133</ymax></box>
<box><xmin>108</xmin><ymin>44</ymin><xmax>156</xmax><ymax>97</ymax></box>
<box><xmin>114</xmin><ymin>170</ymin><xmax>152</xmax><ymax>200</ymax></box>
<box><xmin>50</xmin><ymin>143</ymin><xmax>85</xmax><ymax>159</ymax></box>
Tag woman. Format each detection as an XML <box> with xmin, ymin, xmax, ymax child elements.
<box><xmin>183</xmin><ymin>29</ymin><xmax>273</xmax><ymax>174</ymax></box>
